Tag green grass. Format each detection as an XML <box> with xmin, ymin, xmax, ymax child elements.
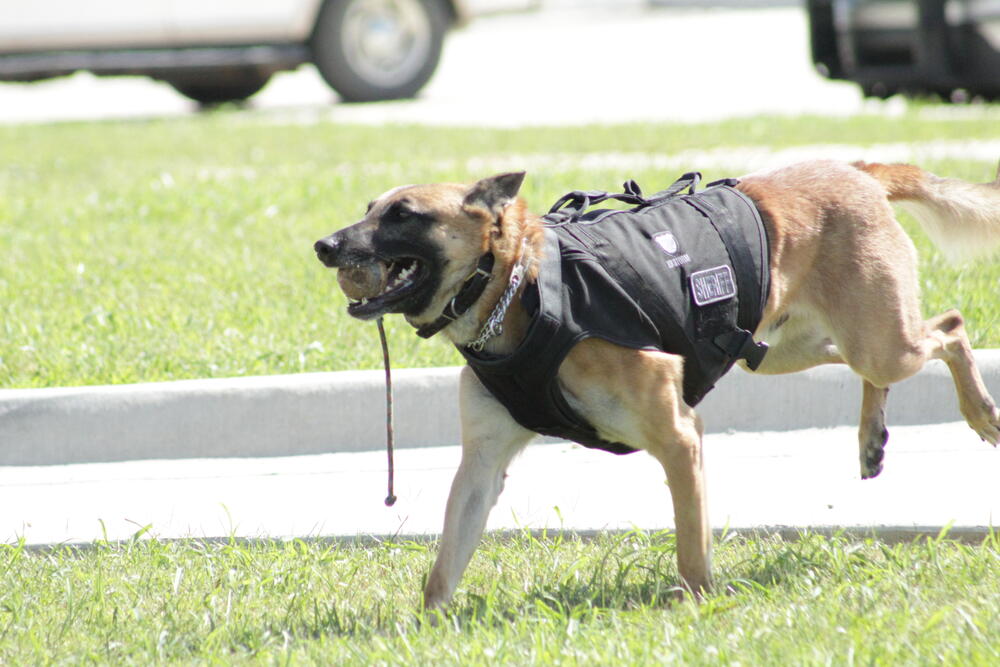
<box><xmin>1</xmin><ymin>111</ymin><xmax>999</xmax><ymax>388</ymax></box>
<box><xmin>1</xmin><ymin>530</ymin><xmax>998</xmax><ymax>664</ymax></box>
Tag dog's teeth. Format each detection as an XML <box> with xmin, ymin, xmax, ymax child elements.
<box><xmin>384</xmin><ymin>266</ymin><xmax>415</xmax><ymax>293</ymax></box>
<box><xmin>373</xmin><ymin>263</ymin><xmax>417</xmax><ymax>297</ymax></box>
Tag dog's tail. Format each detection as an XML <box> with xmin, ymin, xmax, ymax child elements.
<box><xmin>853</xmin><ymin>160</ymin><xmax>1000</xmax><ymax>261</ymax></box>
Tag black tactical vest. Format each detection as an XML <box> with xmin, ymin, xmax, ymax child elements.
<box><xmin>459</xmin><ymin>173</ymin><xmax>770</xmax><ymax>455</ymax></box>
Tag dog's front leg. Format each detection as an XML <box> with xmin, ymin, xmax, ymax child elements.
<box><xmin>423</xmin><ymin>367</ymin><xmax>534</xmax><ymax>611</ymax></box>
<box><xmin>652</xmin><ymin>416</ymin><xmax>712</xmax><ymax>597</ymax></box>
<box><xmin>559</xmin><ymin>342</ymin><xmax>713</xmax><ymax>597</ymax></box>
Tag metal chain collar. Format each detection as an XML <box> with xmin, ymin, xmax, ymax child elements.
<box><xmin>466</xmin><ymin>249</ymin><xmax>528</xmax><ymax>352</ymax></box>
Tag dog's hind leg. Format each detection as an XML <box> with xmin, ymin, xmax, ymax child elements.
<box><xmin>748</xmin><ymin>313</ymin><xmax>893</xmax><ymax>479</ymax></box>
<box><xmin>845</xmin><ymin>308</ymin><xmax>999</xmax><ymax>447</ymax></box>
<box><xmin>858</xmin><ymin>381</ymin><xmax>890</xmax><ymax>479</ymax></box>
<box><xmin>922</xmin><ymin>310</ymin><xmax>1000</xmax><ymax>445</ymax></box>
<box><xmin>831</xmin><ymin>299</ymin><xmax>998</xmax><ymax>471</ymax></box>
<box><xmin>854</xmin><ymin>309</ymin><xmax>1000</xmax><ymax>448</ymax></box>
<box><xmin>423</xmin><ymin>366</ymin><xmax>534</xmax><ymax>611</ymax></box>
<box><xmin>833</xmin><ymin>306</ymin><xmax>998</xmax><ymax>476</ymax></box>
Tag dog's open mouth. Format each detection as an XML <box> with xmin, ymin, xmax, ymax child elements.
<box><xmin>344</xmin><ymin>257</ymin><xmax>426</xmax><ymax>319</ymax></box>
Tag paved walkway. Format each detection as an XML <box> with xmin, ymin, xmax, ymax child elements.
<box><xmin>6</xmin><ymin>421</ymin><xmax>997</xmax><ymax>546</ymax></box>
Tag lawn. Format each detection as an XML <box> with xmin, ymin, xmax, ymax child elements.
<box><xmin>1</xmin><ymin>530</ymin><xmax>998</xmax><ymax>664</ymax></box>
<box><xmin>1</xmin><ymin>111</ymin><xmax>999</xmax><ymax>388</ymax></box>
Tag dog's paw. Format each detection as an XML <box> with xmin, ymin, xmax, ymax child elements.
<box><xmin>422</xmin><ymin>579</ymin><xmax>452</xmax><ymax>616</ymax></box>
<box><xmin>968</xmin><ymin>400</ymin><xmax>1000</xmax><ymax>447</ymax></box>
<box><xmin>859</xmin><ymin>427</ymin><xmax>888</xmax><ymax>480</ymax></box>
<box><xmin>860</xmin><ymin>456</ymin><xmax>884</xmax><ymax>480</ymax></box>
<box><xmin>420</xmin><ymin>608</ymin><xmax>447</xmax><ymax>628</ymax></box>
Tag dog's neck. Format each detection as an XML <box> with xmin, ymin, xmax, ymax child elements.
<box><xmin>412</xmin><ymin>253</ymin><xmax>496</xmax><ymax>341</ymax></box>
<box><xmin>463</xmin><ymin>241</ymin><xmax>533</xmax><ymax>353</ymax></box>
<box><xmin>411</xmin><ymin>222</ymin><xmax>541</xmax><ymax>354</ymax></box>
<box><xmin>444</xmin><ymin>246</ymin><xmax>536</xmax><ymax>353</ymax></box>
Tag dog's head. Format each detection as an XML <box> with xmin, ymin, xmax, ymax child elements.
<box><xmin>314</xmin><ymin>172</ymin><xmax>526</xmax><ymax>324</ymax></box>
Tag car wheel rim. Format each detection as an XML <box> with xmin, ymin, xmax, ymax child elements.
<box><xmin>341</xmin><ymin>0</ymin><xmax>433</xmax><ymax>88</ymax></box>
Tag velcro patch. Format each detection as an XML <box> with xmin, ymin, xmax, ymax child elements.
<box><xmin>690</xmin><ymin>265</ymin><xmax>736</xmax><ymax>306</ymax></box>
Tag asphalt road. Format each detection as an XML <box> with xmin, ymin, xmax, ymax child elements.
<box><xmin>0</xmin><ymin>5</ymin><xmax>873</xmax><ymax>127</ymax></box>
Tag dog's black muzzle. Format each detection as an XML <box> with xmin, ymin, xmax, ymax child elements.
<box><xmin>313</xmin><ymin>223</ymin><xmax>443</xmax><ymax>320</ymax></box>
<box><xmin>314</xmin><ymin>222</ymin><xmax>378</xmax><ymax>269</ymax></box>
<box><xmin>313</xmin><ymin>236</ymin><xmax>340</xmax><ymax>267</ymax></box>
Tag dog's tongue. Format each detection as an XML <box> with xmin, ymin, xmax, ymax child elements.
<box><xmin>337</xmin><ymin>264</ymin><xmax>387</xmax><ymax>301</ymax></box>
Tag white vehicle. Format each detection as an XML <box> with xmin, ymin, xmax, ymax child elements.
<box><xmin>0</xmin><ymin>0</ymin><xmax>527</xmax><ymax>104</ymax></box>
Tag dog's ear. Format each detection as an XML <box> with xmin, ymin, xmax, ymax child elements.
<box><xmin>463</xmin><ymin>172</ymin><xmax>526</xmax><ymax>216</ymax></box>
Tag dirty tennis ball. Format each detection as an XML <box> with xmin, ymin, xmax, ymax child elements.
<box><xmin>338</xmin><ymin>263</ymin><xmax>387</xmax><ymax>300</ymax></box>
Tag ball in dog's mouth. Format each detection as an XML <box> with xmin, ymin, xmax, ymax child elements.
<box><xmin>337</xmin><ymin>263</ymin><xmax>388</xmax><ymax>301</ymax></box>
<box><xmin>338</xmin><ymin>259</ymin><xmax>423</xmax><ymax>318</ymax></box>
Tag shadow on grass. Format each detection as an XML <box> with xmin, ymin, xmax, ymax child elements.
<box><xmin>14</xmin><ymin>528</ymin><xmax>993</xmax><ymax>646</ymax></box>
<box><xmin>429</xmin><ymin>530</ymin><xmax>890</xmax><ymax>630</ymax></box>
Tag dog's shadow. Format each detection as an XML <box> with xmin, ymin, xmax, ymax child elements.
<box><xmin>303</xmin><ymin>532</ymin><xmax>837</xmax><ymax>636</ymax></box>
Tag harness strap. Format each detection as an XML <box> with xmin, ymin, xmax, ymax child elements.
<box><xmin>684</xmin><ymin>192</ymin><xmax>769</xmax><ymax>369</ymax></box>
<box><xmin>544</xmin><ymin>173</ymin><xmax>702</xmax><ymax>225</ymax></box>
<box><xmin>416</xmin><ymin>253</ymin><xmax>495</xmax><ymax>339</ymax></box>
<box><xmin>685</xmin><ymin>196</ymin><xmax>759</xmax><ymax>331</ymax></box>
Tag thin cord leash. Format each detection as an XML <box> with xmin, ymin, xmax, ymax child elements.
<box><xmin>375</xmin><ymin>247</ymin><xmax>515</xmax><ymax>504</ymax></box>
<box><xmin>376</xmin><ymin>317</ymin><xmax>397</xmax><ymax>506</ymax></box>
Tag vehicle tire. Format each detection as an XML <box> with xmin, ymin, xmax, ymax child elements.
<box><xmin>970</xmin><ymin>89</ymin><xmax>1000</xmax><ymax>102</ymax></box>
<box><xmin>167</xmin><ymin>68</ymin><xmax>272</xmax><ymax>105</ymax></box>
<box><xmin>311</xmin><ymin>0</ymin><xmax>448</xmax><ymax>103</ymax></box>
<box><xmin>860</xmin><ymin>81</ymin><xmax>896</xmax><ymax>99</ymax></box>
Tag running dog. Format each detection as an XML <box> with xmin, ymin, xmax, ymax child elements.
<box><xmin>314</xmin><ymin>160</ymin><xmax>1000</xmax><ymax>609</ymax></box>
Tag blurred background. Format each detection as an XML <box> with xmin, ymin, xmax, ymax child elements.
<box><xmin>3</xmin><ymin>0</ymin><xmax>999</xmax><ymax>391</ymax></box>
<box><xmin>2</xmin><ymin>0</ymin><xmax>998</xmax><ymax>126</ymax></box>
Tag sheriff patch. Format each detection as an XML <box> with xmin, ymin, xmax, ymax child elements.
<box><xmin>690</xmin><ymin>265</ymin><xmax>737</xmax><ymax>306</ymax></box>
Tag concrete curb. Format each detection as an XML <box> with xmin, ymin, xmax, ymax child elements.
<box><xmin>23</xmin><ymin>527</ymin><xmax>996</xmax><ymax>553</ymax></box>
<box><xmin>2</xmin><ymin>350</ymin><xmax>998</xmax><ymax>466</ymax></box>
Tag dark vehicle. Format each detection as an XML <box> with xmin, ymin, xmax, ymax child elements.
<box><xmin>807</xmin><ymin>0</ymin><xmax>1000</xmax><ymax>100</ymax></box>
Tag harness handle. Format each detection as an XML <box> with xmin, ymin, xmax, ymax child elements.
<box><xmin>545</xmin><ymin>189</ymin><xmax>645</xmax><ymax>223</ymax></box>
<box><xmin>544</xmin><ymin>172</ymin><xmax>702</xmax><ymax>224</ymax></box>
<box><xmin>648</xmin><ymin>171</ymin><xmax>701</xmax><ymax>200</ymax></box>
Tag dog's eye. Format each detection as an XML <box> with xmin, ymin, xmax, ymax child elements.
<box><xmin>386</xmin><ymin>201</ymin><xmax>420</xmax><ymax>224</ymax></box>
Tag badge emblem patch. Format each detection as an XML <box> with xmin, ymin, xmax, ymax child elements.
<box><xmin>653</xmin><ymin>231</ymin><xmax>691</xmax><ymax>268</ymax></box>
<box><xmin>653</xmin><ymin>231</ymin><xmax>679</xmax><ymax>255</ymax></box>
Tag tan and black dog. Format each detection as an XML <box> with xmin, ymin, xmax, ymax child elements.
<box><xmin>314</xmin><ymin>161</ymin><xmax>1000</xmax><ymax>610</ymax></box>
